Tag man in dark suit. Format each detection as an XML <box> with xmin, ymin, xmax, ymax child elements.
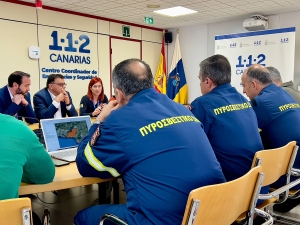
<box><xmin>0</xmin><ymin>71</ymin><xmax>36</xmax><ymax>124</ymax></box>
<box><xmin>33</xmin><ymin>74</ymin><xmax>78</xmax><ymax>120</ymax></box>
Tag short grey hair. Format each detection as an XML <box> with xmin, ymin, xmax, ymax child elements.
<box><xmin>112</xmin><ymin>58</ymin><xmax>153</xmax><ymax>96</ymax></box>
<box><xmin>246</xmin><ymin>67</ymin><xmax>272</xmax><ymax>85</ymax></box>
<box><xmin>266</xmin><ymin>66</ymin><xmax>282</xmax><ymax>83</ymax></box>
<box><xmin>199</xmin><ymin>54</ymin><xmax>231</xmax><ymax>86</ymax></box>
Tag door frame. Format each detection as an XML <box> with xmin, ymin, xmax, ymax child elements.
<box><xmin>109</xmin><ymin>36</ymin><xmax>142</xmax><ymax>97</ymax></box>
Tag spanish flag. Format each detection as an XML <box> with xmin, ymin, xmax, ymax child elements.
<box><xmin>154</xmin><ymin>36</ymin><xmax>167</xmax><ymax>94</ymax></box>
<box><xmin>167</xmin><ymin>33</ymin><xmax>188</xmax><ymax>104</ymax></box>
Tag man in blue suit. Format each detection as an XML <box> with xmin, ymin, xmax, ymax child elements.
<box><xmin>33</xmin><ymin>74</ymin><xmax>78</xmax><ymax>120</ymax></box>
<box><xmin>0</xmin><ymin>71</ymin><xmax>36</xmax><ymax>124</ymax></box>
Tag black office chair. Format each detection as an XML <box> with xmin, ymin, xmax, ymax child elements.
<box><xmin>33</xmin><ymin>128</ymin><xmax>46</xmax><ymax>148</ymax></box>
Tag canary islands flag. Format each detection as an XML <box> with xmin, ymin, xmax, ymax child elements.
<box><xmin>154</xmin><ymin>36</ymin><xmax>167</xmax><ymax>94</ymax></box>
<box><xmin>167</xmin><ymin>33</ymin><xmax>188</xmax><ymax>104</ymax></box>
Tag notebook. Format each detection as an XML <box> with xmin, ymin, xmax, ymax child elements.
<box><xmin>40</xmin><ymin>116</ymin><xmax>92</xmax><ymax>162</ymax></box>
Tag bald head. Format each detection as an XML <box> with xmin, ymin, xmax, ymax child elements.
<box><xmin>244</xmin><ymin>64</ymin><xmax>272</xmax><ymax>85</ymax></box>
<box><xmin>127</xmin><ymin>61</ymin><xmax>149</xmax><ymax>80</ymax></box>
<box><xmin>112</xmin><ymin>58</ymin><xmax>153</xmax><ymax>97</ymax></box>
<box><xmin>241</xmin><ymin>64</ymin><xmax>272</xmax><ymax>100</ymax></box>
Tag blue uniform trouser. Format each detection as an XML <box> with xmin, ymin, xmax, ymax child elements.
<box><xmin>74</xmin><ymin>204</ymin><xmax>152</xmax><ymax>225</ymax></box>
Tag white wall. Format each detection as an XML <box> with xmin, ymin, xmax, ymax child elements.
<box><xmin>0</xmin><ymin>1</ymin><xmax>163</xmax><ymax>109</ymax></box>
<box><xmin>167</xmin><ymin>25</ymin><xmax>208</xmax><ymax>102</ymax></box>
<box><xmin>168</xmin><ymin>10</ymin><xmax>300</xmax><ymax>103</ymax></box>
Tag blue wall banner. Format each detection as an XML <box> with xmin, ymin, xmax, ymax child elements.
<box><xmin>215</xmin><ymin>27</ymin><xmax>296</xmax><ymax>94</ymax></box>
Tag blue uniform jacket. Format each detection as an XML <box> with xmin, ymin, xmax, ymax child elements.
<box><xmin>76</xmin><ymin>88</ymin><xmax>225</xmax><ymax>225</ymax></box>
<box><xmin>33</xmin><ymin>88</ymin><xmax>78</xmax><ymax>120</ymax></box>
<box><xmin>79</xmin><ymin>94</ymin><xmax>108</xmax><ymax>116</ymax></box>
<box><xmin>251</xmin><ymin>84</ymin><xmax>300</xmax><ymax>188</ymax></box>
<box><xmin>191</xmin><ymin>83</ymin><xmax>263</xmax><ymax>182</ymax></box>
<box><xmin>0</xmin><ymin>85</ymin><xmax>36</xmax><ymax>124</ymax></box>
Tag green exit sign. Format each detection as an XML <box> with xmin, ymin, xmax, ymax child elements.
<box><xmin>144</xmin><ymin>17</ymin><xmax>154</xmax><ymax>24</ymax></box>
<box><xmin>122</xmin><ymin>26</ymin><xmax>130</xmax><ymax>37</ymax></box>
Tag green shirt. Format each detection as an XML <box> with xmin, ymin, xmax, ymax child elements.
<box><xmin>0</xmin><ymin>114</ymin><xmax>55</xmax><ymax>200</ymax></box>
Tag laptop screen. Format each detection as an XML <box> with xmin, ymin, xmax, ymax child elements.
<box><xmin>40</xmin><ymin>116</ymin><xmax>92</xmax><ymax>152</ymax></box>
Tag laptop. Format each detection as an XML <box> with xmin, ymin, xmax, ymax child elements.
<box><xmin>40</xmin><ymin>116</ymin><xmax>92</xmax><ymax>162</ymax></box>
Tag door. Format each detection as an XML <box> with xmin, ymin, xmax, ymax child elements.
<box><xmin>110</xmin><ymin>37</ymin><xmax>141</xmax><ymax>96</ymax></box>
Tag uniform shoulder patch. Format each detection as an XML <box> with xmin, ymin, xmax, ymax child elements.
<box><xmin>90</xmin><ymin>126</ymin><xmax>101</xmax><ymax>146</ymax></box>
<box><xmin>187</xmin><ymin>104</ymin><xmax>193</xmax><ymax>111</ymax></box>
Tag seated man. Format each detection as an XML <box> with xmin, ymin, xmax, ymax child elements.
<box><xmin>0</xmin><ymin>113</ymin><xmax>55</xmax><ymax>224</ymax></box>
<box><xmin>0</xmin><ymin>71</ymin><xmax>36</xmax><ymax>124</ymax></box>
<box><xmin>33</xmin><ymin>74</ymin><xmax>78</xmax><ymax>120</ymax></box>
<box><xmin>189</xmin><ymin>54</ymin><xmax>263</xmax><ymax>182</ymax></box>
<box><xmin>75</xmin><ymin>58</ymin><xmax>226</xmax><ymax>225</ymax></box>
<box><xmin>267</xmin><ymin>66</ymin><xmax>300</xmax><ymax>104</ymax></box>
<box><xmin>241</xmin><ymin>64</ymin><xmax>300</xmax><ymax>213</ymax></box>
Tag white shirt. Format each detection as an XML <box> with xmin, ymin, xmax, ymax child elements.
<box><xmin>48</xmin><ymin>90</ymin><xmax>71</xmax><ymax>118</ymax></box>
<box><xmin>7</xmin><ymin>86</ymin><xmax>14</xmax><ymax>100</ymax></box>
<box><xmin>7</xmin><ymin>86</ymin><xmax>18</xmax><ymax>118</ymax></box>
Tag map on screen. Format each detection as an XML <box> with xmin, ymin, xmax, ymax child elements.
<box><xmin>54</xmin><ymin>121</ymin><xmax>88</xmax><ymax>149</ymax></box>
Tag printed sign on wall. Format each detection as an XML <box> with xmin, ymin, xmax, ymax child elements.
<box><xmin>215</xmin><ymin>27</ymin><xmax>296</xmax><ymax>94</ymax></box>
<box><xmin>38</xmin><ymin>26</ymin><xmax>99</xmax><ymax>107</ymax></box>
<box><xmin>39</xmin><ymin>27</ymin><xmax>98</xmax><ymax>81</ymax></box>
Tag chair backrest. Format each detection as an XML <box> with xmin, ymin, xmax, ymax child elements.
<box><xmin>181</xmin><ymin>166</ymin><xmax>264</xmax><ymax>225</ymax></box>
<box><xmin>0</xmin><ymin>197</ymin><xmax>32</xmax><ymax>225</ymax></box>
<box><xmin>252</xmin><ymin>141</ymin><xmax>298</xmax><ymax>186</ymax></box>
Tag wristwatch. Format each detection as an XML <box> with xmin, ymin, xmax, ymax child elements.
<box><xmin>66</xmin><ymin>103</ymin><xmax>72</xmax><ymax>106</ymax></box>
<box><xmin>94</xmin><ymin>120</ymin><xmax>101</xmax><ymax>125</ymax></box>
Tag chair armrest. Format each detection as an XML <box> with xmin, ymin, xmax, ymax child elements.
<box><xmin>254</xmin><ymin>208</ymin><xmax>273</xmax><ymax>225</ymax></box>
<box><xmin>258</xmin><ymin>177</ymin><xmax>300</xmax><ymax>200</ymax></box>
<box><xmin>291</xmin><ymin>168</ymin><xmax>300</xmax><ymax>177</ymax></box>
<box><xmin>99</xmin><ymin>214</ymin><xmax>128</xmax><ymax>225</ymax></box>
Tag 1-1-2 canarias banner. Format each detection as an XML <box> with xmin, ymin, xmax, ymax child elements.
<box><xmin>215</xmin><ymin>27</ymin><xmax>296</xmax><ymax>94</ymax></box>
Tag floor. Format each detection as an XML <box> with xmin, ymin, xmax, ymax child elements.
<box><xmin>27</xmin><ymin>180</ymin><xmax>300</xmax><ymax>225</ymax></box>
<box><xmin>271</xmin><ymin>203</ymin><xmax>300</xmax><ymax>224</ymax></box>
<box><xmin>28</xmin><ymin>179</ymin><xmax>126</xmax><ymax>225</ymax></box>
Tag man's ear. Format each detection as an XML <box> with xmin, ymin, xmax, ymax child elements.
<box><xmin>206</xmin><ymin>77</ymin><xmax>213</xmax><ymax>87</ymax></box>
<box><xmin>13</xmin><ymin>82</ymin><xmax>18</xmax><ymax>88</ymax></box>
<box><xmin>115</xmin><ymin>88</ymin><xmax>124</xmax><ymax>99</ymax></box>
<box><xmin>251</xmin><ymin>80</ymin><xmax>257</xmax><ymax>90</ymax></box>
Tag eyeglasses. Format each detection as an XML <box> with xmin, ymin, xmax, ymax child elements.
<box><xmin>52</xmin><ymin>83</ymin><xmax>67</xmax><ymax>87</ymax></box>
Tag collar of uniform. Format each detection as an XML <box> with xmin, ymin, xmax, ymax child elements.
<box><xmin>130</xmin><ymin>88</ymin><xmax>157</xmax><ymax>100</ymax></box>
<box><xmin>211</xmin><ymin>83</ymin><xmax>232</xmax><ymax>92</ymax></box>
<box><xmin>258</xmin><ymin>83</ymin><xmax>276</xmax><ymax>96</ymax></box>
<box><xmin>281</xmin><ymin>81</ymin><xmax>294</xmax><ymax>88</ymax></box>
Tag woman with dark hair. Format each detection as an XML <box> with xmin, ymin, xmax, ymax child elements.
<box><xmin>79</xmin><ymin>77</ymin><xmax>108</xmax><ymax>116</ymax></box>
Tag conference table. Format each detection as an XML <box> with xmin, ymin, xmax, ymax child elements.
<box><xmin>19</xmin><ymin>162</ymin><xmax>118</xmax><ymax>204</ymax></box>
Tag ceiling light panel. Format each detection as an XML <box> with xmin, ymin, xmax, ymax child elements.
<box><xmin>154</xmin><ymin>6</ymin><xmax>197</xmax><ymax>17</ymax></box>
